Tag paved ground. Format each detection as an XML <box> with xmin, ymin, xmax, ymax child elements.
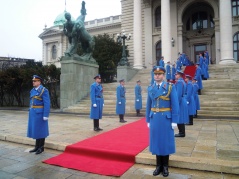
<box><xmin>0</xmin><ymin>109</ymin><xmax>239</xmax><ymax>178</ymax></box>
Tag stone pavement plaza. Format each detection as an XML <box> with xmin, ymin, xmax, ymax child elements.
<box><xmin>0</xmin><ymin>110</ymin><xmax>239</xmax><ymax>178</ymax></box>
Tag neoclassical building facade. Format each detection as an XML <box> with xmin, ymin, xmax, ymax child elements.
<box><xmin>39</xmin><ymin>0</ymin><xmax>238</xmax><ymax>69</ymax></box>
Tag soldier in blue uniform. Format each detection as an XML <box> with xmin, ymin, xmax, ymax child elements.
<box><xmin>116</xmin><ymin>79</ymin><xmax>127</xmax><ymax>123</ymax></box>
<box><xmin>135</xmin><ymin>80</ymin><xmax>142</xmax><ymax>116</ymax></box>
<box><xmin>166</xmin><ymin>61</ymin><xmax>171</xmax><ymax>82</ymax></box>
<box><xmin>192</xmin><ymin>78</ymin><xmax>200</xmax><ymax>118</ymax></box>
<box><xmin>176</xmin><ymin>57</ymin><xmax>182</xmax><ymax>70</ymax></box>
<box><xmin>27</xmin><ymin>75</ymin><xmax>50</xmax><ymax>155</ymax></box>
<box><xmin>185</xmin><ymin>75</ymin><xmax>196</xmax><ymax>125</ymax></box>
<box><xmin>146</xmin><ymin>66</ymin><xmax>179</xmax><ymax>177</ymax></box>
<box><xmin>159</xmin><ymin>56</ymin><xmax>165</xmax><ymax>67</ymax></box>
<box><xmin>194</xmin><ymin>62</ymin><xmax>203</xmax><ymax>95</ymax></box>
<box><xmin>174</xmin><ymin>70</ymin><xmax>188</xmax><ymax>137</ymax></box>
<box><xmin>199</xmin><ymin>53</ymin><xmax>206</xmax><ymax>80</ymax></box>
<box><xmin>90</xmin><ymin>74</ymin><xmax>104</xmax><ymax>131</ymax></box>
<box><xmin>171</xmin><ymin>64</ymin><xmax>176</xmax><ymax>83</ymax></box>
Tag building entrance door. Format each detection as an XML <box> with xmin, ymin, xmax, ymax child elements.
<box><xmin>194</xmin><ymin>44</ymin><xmax>207</xmax><ymax>63</ymax></box>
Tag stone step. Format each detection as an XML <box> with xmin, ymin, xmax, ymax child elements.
<box><xmin>200</xmin><ymin>100</ymin><xmax>239</xmax><ymax>107</ymax></box>
<box><xmin>198</xmin><ymin>110</ymin><xmax>239</xmax><ymax>115</ymax></box>
<box><xmin>200</xmin><ymin>107</ymin><xmax>239</xmax><ymax>111</ymax></box>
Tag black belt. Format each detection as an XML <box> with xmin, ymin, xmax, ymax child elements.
<box><xmin>96</xmin><ymin>96</ymin><xmax>102</xmax><ymax>98</ymax></box>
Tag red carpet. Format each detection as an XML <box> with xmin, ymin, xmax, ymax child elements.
<box><xmin>43</xmin><ymin>118</ymin><xmax>149</xmax><ymax>176</ymax></box>
<box><xmin>184</xmin><ymin>66</ymin><xmax>196</xmax><ymax>79</ymax></box>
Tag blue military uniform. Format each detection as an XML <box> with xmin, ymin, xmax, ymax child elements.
<box><xmin>185</xmin><ymin>75</ymin><xmax>196</xmax><ymax>125</ymax></box>
<box><xmin>166</xmin><ymin>63</ymin><xmax>171</xmax><ymax>81</ymax></box>
<box><xmin>174</xmin><ymin>70</ymin><xmax>188</xmax><ymax>137</ymax></box>
<box><xmin>135</xmin><ymin>80</ymin><xmax>142</xmax><ymax>116</ymax></box>
<box><xmin>176</xmin><ymin>58</ymin><xmax>182</xmax><ymax>70</ymax></box>
<box><xmin>199</xmin><ymin>55</ymin><xmax>206</xmax><ymax>79</ymax></box>
<box><xmin>194</xmin><ymin>63</ymin><xmax>203</xmax><ymax>95</ymax></box>
<box><xmin>192</xmin><ymin>78</ymin><xmax>200</xmax><ymax>118</ymax></box>
<box><xmin>90</xmin><ymin>74</ymin><xmax>104</xmax><ymax>131</ymax></box>
<box><xmin>27</xmin><ymin>75</ymin><xmax>50</xmax><ymax>154</ymax></box>
<box><xmin>159</xmin><ymin>58</ymin><xmax>165</xmax><ymax>67</ymax></box>
<box><xmin>171</xmin><ymin>65</ymin><xmax>176</xmax><ymax>82</ymax></box>
<box><xmin>116</xmin><ymin>79</ymin><xmax>127</xmax><ymax>122</ymax></box>
<box><xmin>146</xmin><ymin>66</ymin><xmax>179</xmax><ymax>177</ymax></box>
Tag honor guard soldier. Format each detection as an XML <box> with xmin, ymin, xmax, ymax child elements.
<box><xmin>166</xmin><ymin>61</ymin><xmax>171</xmax><ymax>82</ymax></box>
<box><xmin>185</xmin><ymin>75</ymin><xmax>196</xmax><ymax>125</ymax></box>
<box><xmin>195</xmin><ymin>62</ymin><xmax>203</xmax><ymax>95</ymax></box>
<box><xmin>192</xmin><ymin>78</ymin><xmax>200</xmax><ymax>118</ymax></box>
<box><xmin>116</xmin><ymin>79</ymin><xmax>127</xmax><ymax>123</ymax></box>
<box><xmin>146</xmin><ymin>66</ymin><xmax>179</xmax><ymax>177</ymax></box>
<box><xmin>171</xmin><ymin>64</ymin><xmax>176</xmax><ymax>83</ymax></box>
<box><xmin>174</xmin><ymin>70</ymin><xmax>188</xmax><ymax>137</ymax></box>
<box><xmin>159</xmin><ymin>56</ymin><xmax>165</xmax><ymax>67</ymax></box>
<box><xmin>135</xmin><ymin>80</ymin><xmax>142</xmax><ymax>116</ymax></box>
<box><xmin>90</xmin><ymin>74</ymin><xmax>104</xmax><ymax>131</ymax></box>
<box><xmin>27</xmin><ymin>75</ymin><xmax>50</xmax><ymax>155</ymax></box>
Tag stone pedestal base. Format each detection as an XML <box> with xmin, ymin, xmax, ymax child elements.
<box><xmin>60</xmin><ymin>57</ymin><xmax>98</xmax><ymax>109</ymax></box>
<box><xmin>219</xmin><ymin>58</ymin><xmax>236</xmax><ymax>64</ymax></box>
<box><xmin>117</xmin><ymin>66</ymin><xmax>138</xmax><ymax>82</ymax></box>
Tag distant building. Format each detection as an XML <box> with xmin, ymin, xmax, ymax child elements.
<box><xmin>39</xmin><ymin>11</ymin><xmax>121</xmax><ymax>68</ymax></box>
<box><xmin>0</xmin><ymin>57</ymin><xmax>34</xmax><ymax>71</ymax></box>
<box><xmin>39</xmin><ymin>0</ymin><xmax>238</xmax><ymax>69</ymax></box>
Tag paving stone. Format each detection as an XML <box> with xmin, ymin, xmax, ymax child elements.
<box><xmin>0</xmin><ymin>171</ymin><xmax>17</xmax><ymax>179</ymax></box>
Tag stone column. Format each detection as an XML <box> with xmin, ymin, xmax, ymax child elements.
<box><xmin>177</xmin><ymin>23</ymin><xmax>183</xmax><ymax>57</ymax></box>
<box><xmin>219</xmin><ymin>0</ymin><xmax>235</xmax><ymax>64</ymax></box>
<box><xmin>161</xmin><ymin>0</ymin><xmax>171</xmax><ymax>63</ymax></box>
<box><xmin>133</xmin><ymin>0</ymin><xmax>143</xmax><ymax>69</ymax></box>
<box><xmin>144</xmin><ymin>3</ymin><xmax>153</xmax><ymax>69</ymax></box>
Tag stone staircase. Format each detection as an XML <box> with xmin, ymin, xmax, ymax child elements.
<box><xmin>63</xmin><ymin>64</ymin><xmax>239</xmax><ymax>119</ymax></box>
<box><xmin>198</xmin><ymin>64</ymin><xmax>239</xmax><ymax>118</ymax></box>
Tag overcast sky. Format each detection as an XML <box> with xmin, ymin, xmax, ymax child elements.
<box><xmin>0</xmin><ymin>0</ymin><xmax>121</xmax><ymax>61</ymax></box>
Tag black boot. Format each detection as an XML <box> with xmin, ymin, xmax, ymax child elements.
<box><xmin>93</xmin><ymin>120</ymin><xmax>99</xmax><ymax>131</ymax></box>
<box><xmin>35</xmin><ymin>138</ymin><xmax>45</xmax><ymax>155</ymax></box>
<box><xmin>96</xmin><ymin>119</ymin><xmax>103</xmax><ymax>131</ymax></box>
<box><xmin>136</xmin><ymin>110</ymin><xmax>139</xmax><ymax>116</ymax></box>
<box><xmin>175</xmin><ymin>124</ymin><xmax>185</xmax><ymax>137</ymax></box>
<box><xmin>29</xmin><ymin>139</ymin><xmax>40</xmax><ymax>153</ymax></box>
<box><xmin>193</xmin><ymin>110</ymin><xmax>198</xmax><ymax>118</ymax></box>
<box><xmin>189</xmin><ymin>115</ymin><xmax>193</xmax><ymax>125</ymax></box>
<box><xmin>198</xmin><ymin>89</ymin><xmax>201</xmax><ymax>95</ymax></box>
<box><xmin>162</xmin><ymin>155</ymin><xmax>169</xmax><ymax>177</ymax></box>
<box><xmin>119</xmin><ymin>115</ymin><xmax>127</xmax><ymax>123</ymax></box>
<box><xmin>153</xmin><ymin>155</ymin><xmax>163</xmax><ymax>176</ymax></box>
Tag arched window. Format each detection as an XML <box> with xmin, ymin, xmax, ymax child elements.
<box><xmin>52</xmin><ymin>45</ymin><xmax>57</xmax><ymax>59</ymax></box>
<box><xmin>233</xmin><ymin>32</ymin><xmax>239</xmax><ymax>62</ymax></box>
<box><xmin>156</xmin><ymin>41</ymin><xmax>162</xmax><ymax>63</ymax></box>
<box><xmin>155</xmin><ymin>6</ymin><xmax>161</xmax><ymax>27</ymax></box>
<box><xmin>232</xmin><ymin>0</ymin><xmax>239</xmax><ymax>16</ymax></box>
<box><xmin>186</xmin><ymin>11</ymin><xmax>214</xmax><ymax>31</ymax></box>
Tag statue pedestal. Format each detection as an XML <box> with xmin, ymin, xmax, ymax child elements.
<box><xmin>60</xmin><ymin>57</ymin><xmax>99</xmax><ymax>109</ymax></box>
<box><xmin>117</xmin><ymin>66</ymin><xmax>138</xmax><ymax>82</ymax></box>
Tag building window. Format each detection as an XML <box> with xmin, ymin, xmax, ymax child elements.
<box><xmin>155</xmin><ymin>6</ymin><xmax>161</xmax><ymax>27</ymax></box>
<box><xmin>233</xmin><ymin>32</ymin><xmax>239</xmax><ymax>62</ymax></box>
<box><xmin>232</xmin><ymin>0</ymin><xmax>239</xmax><ymax>16</ymax></box>
<box><xmin>52</xmin><ymin>45</ymin><xmax>57</xmax><ymax>60</ymax></box>
<box><xmin>156</xmin><ymin>41</ymin><xmax>162</xmax><ymax>62</ymax></box>
<box><xmin>186</xmin><ymin>11</ymin><xmax>214</xmax><ymax>31</ymax></box>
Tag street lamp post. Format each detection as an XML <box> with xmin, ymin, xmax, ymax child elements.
<box><xmin>117</xmin><ymin>30</ymin><xmax>131</xmax><ymax>66</ymax></box>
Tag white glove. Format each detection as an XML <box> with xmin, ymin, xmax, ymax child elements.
<box><xmin>93</xmin><ymin>104</ymin><xmax>97</xmax><ymax>107</ymax></box>
<box><xmin>103</xmin><ymin>104</ymin><xmax>104</xmax><ymax>106</ymax></box>
<box><xmin>171</xmin><ymin>123</ymin><xmax>177</xmax><ymax>129</ymax></box>
<box><xmin>43</xmin><ymin>117</ymin><xmax>48</xmax><ymax>121</ymax></box>
<box><xmin>187</xmin><ymin>101</ymin><xmax>189</xmax><ymax>104</ymax></box>
<box><xmin>147</xmin><ymin>123</ymin><xmax>150</xmax><ymax>128</ymax></box>
<box><xmin>136</xmin><ymin>99</ymin><xmax>139</xmax><ymax>102</ymax></box>
<box><xmin>118</xmin><ymin>102</ymin><xmax>121</xmax><ymax>104</ymax></box>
